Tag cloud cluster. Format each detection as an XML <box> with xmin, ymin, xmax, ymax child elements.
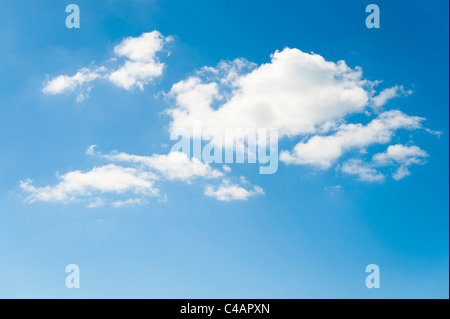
<box><xmin>280</xmin><ymin>110</ymin><xmax>424</xmax><ymax>169</ymax></box>
<box><xmin>42</xmin><ymin>31</ymin><xmax>171</xmax><ymax>101</ymax></box>
<box><xmin>21</xmin><ymin>147</ymin><xmax>263</xmax><ymax>207</ymax></box>
<box><xmin>373</xmin><ymin>144</ymin><xmax>429</xmax><ymax>180</ymax></box>
<box><xmin>166</xmin><ymin>48</ymin><xmax>435</xmax><ymax>182</ymax></box>
<box><xmin>340</xmin><ymin>144</ymin><xmax>428</xmax><ymax>182</ymax></box>
<box><xmin>31</xmin><ymin>34</ymin><xmax>440</xmax><ymax>208</ymax></box>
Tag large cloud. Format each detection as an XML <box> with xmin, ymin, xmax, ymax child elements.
<box><xmin>166</xmin><ymin>48</ymin><xmax>435</xmax><ymax>181</ymax></box>
<box><xmin>166</xmin><ymin>48</ymin><xmax>401</xmax><ymax>139</ymax></box>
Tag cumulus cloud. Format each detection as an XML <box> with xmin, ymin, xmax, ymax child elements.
<box><xmin>336</xmin><ymin>144</ymin><xmax>428</xmax><ymax>183</ymax></box>
<box><xmin>20</xmin><ymin>147</ymin><xmax>255</xmax><ymax>207</ymax></box>
<box><xmin>164</xmin><ymin>47</ymin><xmax>435</xmax><ymax>181</ymax></box>
<box><xmin>167</xmin><ymin>48</ymin><xmax>371</xmax><ymax>139</ymax></box>
<box><xmin>100</xmin><ymin>150</ymin><xmax>224</xmax><ymax>182</ymax></box>
<box><xmin>36</xmin><ymin>41</ymin><xmax>438</xmax><ymax>196</ymax></box>
<box><xmin>204</xmin><ymin>179</ymin><xmax>264</xmax><ymax>202</ymax></box>
<box><xmin>373</xmin><ymin>144</ymin><xmax>428</xmax><ymax>165</ymax></box>
<box><xmin>280</xmin><ymin>110</ymin><xmax>424</xmax><ymax>169</ymax></box>
<box><xmin>109</xmin><ymin>32</ymin><xmax>172</xmax><ymax>90</ymax></box>
<box><xmin>42</xmin><ymin>67</ymin><xmax>105</xmax><ymax>95</ymax></box>
<box><xmin>42</xmin><ymin>31</ymin><xmax>171</xmax><ymax>101</ymax></box>
<box><xmin>166</xmin><ymin>49</ymin><xmax>418</xmax><ymax>140</ymax></box>
<box><xmin>21</xmin><ymin>164</ymin><xmax>158</xmax><ymax>205</ymax></box>
<box><xmin>373</xmin><ymin>144</ymin><xmax>429</xmax><ymax>180</ymax></box>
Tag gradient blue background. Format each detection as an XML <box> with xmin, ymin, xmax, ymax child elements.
<box><xmin>0</xmin><ymin>0</ymin><xmax>448</xmax><ymax>298</ymax></box>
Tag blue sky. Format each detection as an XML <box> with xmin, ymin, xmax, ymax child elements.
<box><xmin>0</xmin><ymin>0</ymin><xmax>448</xmax><ymax>298</ymax></box>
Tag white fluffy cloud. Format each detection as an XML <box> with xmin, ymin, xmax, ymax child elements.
<box><xmin>339</xmin><ymin>144</ymin><xmax>428</xmax><ymax>183</ymax></box>
<box><xmin>42</xmin><ymin>67</ymin><xmax>105</xmax><ymax>95</ymax></box>
<box><xmin>280</xmin><ymin>110</ymin><xmax>424</xmax><ymax>169</ymax></box>
<box><xmin>36</xmin><ymin>41</ymin><xmax>437</xmax><ymax>197</ymax></box>
<box><xmin>20</xmin><ymin>147</ymin><xmax>256</xmax><ymax>207</ymax></box>
<box><xmin>373</xmin><ymin>144</ymin><xmax>429</xmax><ymax>180</ymax></box>
<box><xmin>167</xmin><ymin>48</ymin><xmax>371</xmax><ymax>138</ymax></box>
<box><xmin>42</xmin><ymin>31</ymin><xmax>171</xmax><ymax>100</ymax></box>
<box><xmin>373</xmin><ymin>144</ymin><xmax>428</xmax><ymax>165</ymax></box>
<box><xmin>21</xmin><ymin>164</ymin><xmax>158</xmax><ymax>204</ymax></box>
<box><xmin>99</xmin><ymin>149</ymin><xmax>224</xmax><ymax>181</ymax></box>
<box><xmin>204</xmin><ymin>180</ymin><xmax>264</xmax><ymax>202</ymax></box>
<box><xmin>109</xmin><ymin>32</ymin><xmax>171</xmax><ymax>90</ymax></box>
<box><xmin>165</xmin><ymin>47</ymin><xmax>434</xmax><ymax>182</ymax></box>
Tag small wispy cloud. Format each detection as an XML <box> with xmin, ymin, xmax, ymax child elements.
<box><xmin>205</xmin><ymin>179</ymin><xmax>264</xmax><ymax>202</ymax></box>
<box><xmin>371</xmin><ymin>85</ymin><xmax>413</xmax><ymax>108</ymax></box>
<box><xmin>341</xmin><ymin>159</ymin><xmax>385</xmax><ymax>182</ymax></box>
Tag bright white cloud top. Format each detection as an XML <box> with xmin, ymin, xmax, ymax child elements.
<box><xmin>42</xmin><ymin>31</ymin><xmax>172</xmax><ymax>101</ymax></box>
<box><xmin>109</xmin><ymin>32</ymin><xmax>171</xmax><ymax>90</ymax></box>
<box><xmin>166</xmin><ymin>48</ymin><xmax>407</xmax><ymax>139</ymax></box>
